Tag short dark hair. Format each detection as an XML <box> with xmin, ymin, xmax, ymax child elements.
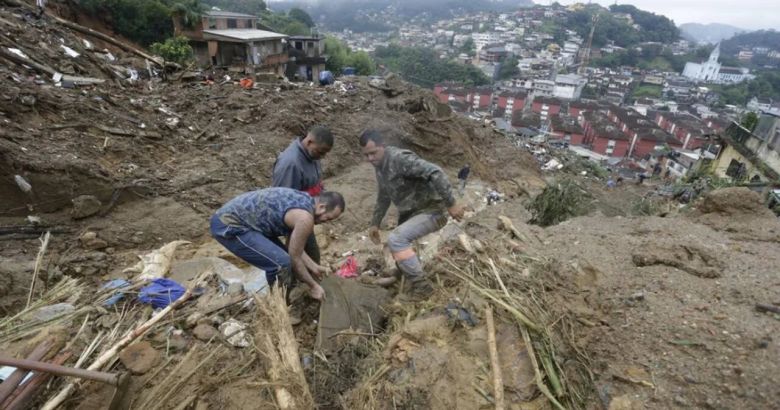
<box><xmin>319</xmin><ymin>191</ymin><xmax>345</xmax><ymax>212</ymax></box>
<box><xmin>359</xmin><ymin>129</ymin><xmax>384</xmax><ymax>147</ymax></box>
<box><xmin>308</xmin><ymin>126</ymin><xmax>334</xmax><ymax>147</ymax></box>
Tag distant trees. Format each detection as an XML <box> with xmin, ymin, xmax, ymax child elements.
<box><xmin>712</xmin><ymin>71</ymin><xmax>780</xmax><ymax>106</ymax></box>
<box><xmin>459</xmin><ymin>38</ymin><xmax>475</xmax><ymax>56</ymax></box>
<box><xmin>323</xmin><ymin>37</ymin><xmax>375</xmax><ymax>75</ymax></box>
<box><xmin>200</xmin><ymin>0</ymin><xmax>267</xmax><ymax>15</ymax></box>
<box><xmin>608</xmin><ymin>4</ymin><xmax>679</xmax><ymax>44</ymax></box>
<box><xmin>564</xmin><ymin>5</ymin><xmax>679</xmax><ymax>49</ymax></box>
<box><xmin>373</xmin><ymin>44</ymin><xmax>489</xmax><ymax>87</ymax></box>
<box><xmin>497</xmin><ymin>56</ymin><xmax>519</xmax><ymax>80</ymax></box>
<box><xmin>78</xmin><ymin>0</ymin><xmax>178</xmax><ymax>46</ymax></box>
<box><xmin>288</xmin><ymin>8</ymin><xmax>314</xmax><ymax>28</ymax></box>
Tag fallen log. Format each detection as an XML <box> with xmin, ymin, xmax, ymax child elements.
<box><xmin>0</xmin><ymin>46</ymin><xmax>56</xmax><ymax>76</ymax></box>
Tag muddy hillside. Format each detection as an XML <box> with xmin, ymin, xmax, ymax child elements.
<box><xmin>2</xmin><ymin>1</ymin><xmax>780</xmax><ymax>410</ymax></box>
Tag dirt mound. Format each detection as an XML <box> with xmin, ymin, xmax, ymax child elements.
<box><xmin>698</xmin><ymin>187</ymin><xmax>775</xmax><ymax>217</ymax></box>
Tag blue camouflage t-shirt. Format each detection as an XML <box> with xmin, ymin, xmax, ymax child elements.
<box><xmin>215</xmin><ymin>187</ymin><xmax>314</xmax><ymax>237</ymax></box>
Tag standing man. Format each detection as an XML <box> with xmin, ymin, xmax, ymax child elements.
<box><xmin>360</xmin><ymin>129</ymin><xmax>465</xmax><ymax>297</ymax></box>
<box><xmin>272</xmin><ymin>126</ymin><xmax>334</xmax><ymax>265</ymax></box>
<box><xmin>210</xmin><ymin>187</ymin><xmax>345</xmax><ymax>301</ymax></box>
<box><xmin>457</xmin><ymin>164</ymin><xmax>470</xmax><ymax>197</ymax></box>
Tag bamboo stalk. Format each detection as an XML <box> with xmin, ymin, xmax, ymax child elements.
<box><xmin>487</xmin><ymin>258</ymin><xmax>510</xmax><ymax>298</ymax></box>
<box><xmin>26</xmin><ymin>231</ymin><xmax>51</xmax><ymax>308</ymax></box>
<box><xmin>40</xmin><ymin>285</ymin><xmax>196</xmax><ymax>410</ymax></box>
<box><xmin>520</xmin><ymin>326</ymin><xmax>565</xmax><ymax>410</ymax></box>
<box><xmin>485</xmin><ymin>306</ymin><xmax>505</xmax><ymax>410</ymax></box>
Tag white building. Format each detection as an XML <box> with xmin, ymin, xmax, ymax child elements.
<box><xmin>682</xmin><ymin>43</ymin><xmax>751</xmax><ymax>84</ymax></box>
<box><xmin>553</xmin><ymin>74</ymin><xmax>586</xmax><ymax>100</ymax></box>
<box><xmin>472</xmin><ymin>32</ymin><xmax>501</xmax><ymax>50</ymax></box>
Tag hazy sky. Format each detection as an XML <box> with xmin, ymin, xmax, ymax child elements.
<box><xmin>551</xmin><ymin>1</ymin><xmax>780</xmax><ymax>30</ymax></box>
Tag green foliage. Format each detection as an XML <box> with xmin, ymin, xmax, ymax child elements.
<box><xmin>459</xmin><ymin>37</ymin><xmax>475</xmax><ymax>56</ymax></box>
<box><xmin>288</xmin><ymin>7</ymin><xmax>314</xmax><ymax>28</ymax></box>
<box><xmin>261</xmin><ymin>10</ymin><xmax>310</xmax><ymax>35</ymax></box>
<box><xmin>200</xmin><ymin>0</ymin><xmax>266</xmax><ymax>15</ymax></box>
<box><xmin>373</xmin><ymin>44</ymin><xmax>490</xmax><ymax>87</ymax></box>
<box><xmin>323</xmin><ymin>37</ymin><xmax>375</xmax><ymax>75</ymax></box>
<box><xmin>78</xmin><ymin>0</ymin><xmax>179</xmax><ymax>46</ymax></box>
<box><xmin>631</xmin><ymin>197</ymin><xmax>663</xmax><ymax>216</ymax></box>
<box><xmin>564</xmin><ymin>5</ymin><xmax>678</xmax><ymax>49</ymax></box>
<box><xmin>632</xmin><ymin>84</ymin><xmax>662</xmax><ymax>99</ymax></box>
<box><xmin>608</xmin><ymin>4</ymin><xmax>679</xmax><ymax>43</ymax></box>
<box><xmin>150</xmin><ymin>35</ymin><xmax>193</xmax><ymax>64</ymax></box>
<box><xmin>528</xmin><ymin>178</ymin><xmax>590</xmax><ymax>227</ymax></box>
<box><xmin>720</xmin><ymin>30</ymin><xmax>780</xmax><ymax>57</ymax></box>
<box><xmin>741</xmin><ymin>112</ymin><xmax>759</xmax><ymax>131</ymax></box>
<box><xmin>711</xmin><ymin>70</ymin><xmax>780</xmax><ymax>106</ymax></box>
<box><xmin>171</xmin><ymin>0</ymin><xmax>202</xmax><ymax>29</ymax></box>
<box><xmin>498</xmin><ymin>56</ymin><xmax>519</xmax><ymax>80</ymax></box>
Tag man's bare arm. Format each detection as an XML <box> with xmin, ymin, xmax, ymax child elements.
<box><xmin>285</xmin><ymin>209</ymin><xmax>324</xmax><ymax>300</ymax></box>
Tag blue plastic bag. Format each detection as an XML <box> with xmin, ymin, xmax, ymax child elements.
<box><xmin>138</xmin><ymin>278</ymin><xmax>185</xmax><ymax>309</ymax></box>
<box><xmin>319</xmin><ymin>70</ymin><xmax>334</xmax><ymax>85</ymax></box>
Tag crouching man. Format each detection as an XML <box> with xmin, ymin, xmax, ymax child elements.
<box><xmin>360</xmin><ymin>129</ymin><xmax>465</xmax><ymax>297</ymax></box>
<box><xmin>210</xmin><ymin>187</ymin><xmax>345</xmax><ymax>301</ymax></box>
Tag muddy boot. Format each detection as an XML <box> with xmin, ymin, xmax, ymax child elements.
<box><xmin>408</xmin><ymin>277</ymin><xmax>434</xmax><ymax>299</ymax></box>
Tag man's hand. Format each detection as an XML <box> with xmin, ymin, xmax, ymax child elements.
<box><xmin>309</xmin><ymin>283</ymin><xmax>326</xmax><ymax>301</ymax></box>
<box><xmin>309</xmin><ymin>264</ymin><xmax>328</xmax><ymax>280</ymax></box>
<box><xmin>369</xmin><ymin>226</ymin><xmax>381</xmax><ymax>245</ymax></box>
<box><xmin>448</xmin><ymin>203</ymin><xmax>465</xmax><ymax>221</ymax></box>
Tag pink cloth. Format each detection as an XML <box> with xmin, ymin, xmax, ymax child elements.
<box><xmin>335</xmin><ymin>256</ymin><xmax>359</xmax><ymax>278</ymax></box>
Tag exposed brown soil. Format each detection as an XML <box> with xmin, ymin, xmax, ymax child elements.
<box><xmin>1</xmin><ymin>3</ymin><xmax>779</xmax><ymax>410</ymax></box>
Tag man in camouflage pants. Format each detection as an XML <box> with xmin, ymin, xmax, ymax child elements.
<box><xmin>360</xmin><ymin>129</ymin><xmax>465</xmax><ymax>297</ymax></box>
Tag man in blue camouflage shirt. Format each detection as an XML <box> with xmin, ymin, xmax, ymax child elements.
<box><xmin>210</xmin><ymin>187</ymin><xmax>345</xmax><ymax>301</ymax></box>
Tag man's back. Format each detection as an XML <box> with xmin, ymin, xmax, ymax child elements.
<box><xmin>216</xmin><ymin>188</ymin><xmax>314</xmax><ymax>237</ymax></box>
<box><xmin>374</xmin><ymin>146</ymin><xmax>454</xmax><ymax>224</ymax></box>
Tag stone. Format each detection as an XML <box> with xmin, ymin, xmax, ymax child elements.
<box><xmin>33</xmin><ymin>303</ymin><xmax>75</xmax><ymax>322</ymax></box>
<box><xmin>119</xmin><ymin>341</ymin><xmax>161</xmax><ymax>374</ymax></box>
<box><xmin>185</xmin><ymin>312</ymin><xmax>204</xmax><ymax>328</ymax></box>
<box><xmin>226</xmin><ymin>282</ymin><xmax>244</xmax><ymax>296</ymax></box>
<box><xmin>71</xmin><ymin>195</ymin><xmax>102</xmax><ymax>219</ymax></box>
<box><xmin>192</xmin><ymin>324</ymin><xmax>219</xmax><ymax>342</ymax></box>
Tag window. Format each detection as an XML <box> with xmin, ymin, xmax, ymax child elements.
<box><xmin>207</xmin><ymin>17</ymin><xmax>217</xmax><ymax>29</ymax></box>
<box><xmin>307</xmin><ymin>42</ymin><xmax>314</xmax><ymax>50</ymax></box>
<box><xmin>227</xmin><ymin>19</ymin><xmax>237</xmax><ymax>29</ymax></box>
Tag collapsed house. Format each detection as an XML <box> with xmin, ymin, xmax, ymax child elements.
<box><xmin>173</xmin><ymin>10</ymin><xmax>288</xmax><ymax>74</ymax></box>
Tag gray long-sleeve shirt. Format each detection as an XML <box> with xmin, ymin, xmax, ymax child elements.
<box><xmin>371</xmin><ymin>146</ymin><xmax>456</xmax><ymax>226</ymax></box>
<box><xmin>272</xmin><ymin>138</ymin><xmax>323</xmax><ymax>195</ymax></box>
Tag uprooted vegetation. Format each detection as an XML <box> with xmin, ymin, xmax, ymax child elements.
<box><xmin>2</xmin><ymin>2</ymin><xmax>780</xmax><ymax>409</ymax></box>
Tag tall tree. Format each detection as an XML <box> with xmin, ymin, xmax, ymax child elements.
<box><xmin>288</xmin><ymin>7</ymin><xmax>315</xmax><ymax>28</ymax></box>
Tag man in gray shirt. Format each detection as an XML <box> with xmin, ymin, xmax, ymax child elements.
<box><xmin>272</xmin><ymin>125</ymin><xmax>334</xmax><ymax>264</ymax></box>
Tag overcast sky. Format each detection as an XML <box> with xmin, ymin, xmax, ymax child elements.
<box><xmin>551</xmin><ymin>0</ymin><xmax>780</xmax><ymax>30</ymax></box>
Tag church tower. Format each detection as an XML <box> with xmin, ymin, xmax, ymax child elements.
<box><xmin>709</xmin><ymin>43</ymin><xmax>720</xmax><ymax>63</ymax></box>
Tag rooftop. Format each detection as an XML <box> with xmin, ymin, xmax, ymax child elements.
<box><xmin>203</xmin><ymin>29</ymin><xmax>287</xmax><ymax>42</ymax></box>
<box><xmin>204</xmin><ymin>10</ymin><xmax>257</xmax><ymax>19</ymax></box>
